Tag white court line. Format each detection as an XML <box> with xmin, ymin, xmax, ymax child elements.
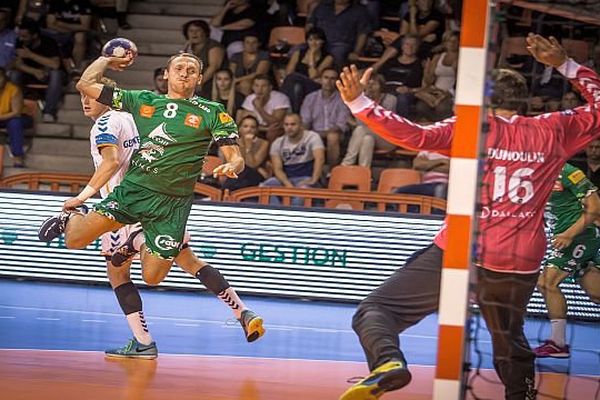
<box><xmin>0</xmin><ymin>316</ymin><xmax>16</xmax><ymax>319</ymax></box>
<box><xmin>35</xmin><ymin>317</ymin><xmax>60</xmax><ymax>321</ymax></box>
<box><xmin>0</xmin><ymin>304</ymin><xmax>490</xmax><ymax>343</ymax></box>
<box><xmin>174</xmin><ymin>323</ymin><xmax>200</xmax><ymax>327</ymax></box>
<box><xmin>81</xmin><ymin>319</ymin><xmax>106</xmax><ymax>323</ymax></box>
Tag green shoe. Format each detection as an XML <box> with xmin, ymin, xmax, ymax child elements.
<box><xmin>105</xmin><ymin>338</ymin><xmax>158</xmax><ymax>360</ymax></box>
<box><xmin>339</xmin><ymin>361</ymin><xmax>412</xmax><ymax>400</ymax></box>
<box><xmin>238</xmin><ymin>309</ymin><xmax>265</xmax><ymax>343</ymax></box>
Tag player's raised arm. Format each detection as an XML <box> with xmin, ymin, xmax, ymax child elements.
<box><xmin>337</xmin><ymin>65</ymin><xmax>453</xmax><ymax>154</ymax></box>
<box><xmin>76</xmin><ymin>55</ymin><xmax>133</xmax><ymax>100</ymax></box>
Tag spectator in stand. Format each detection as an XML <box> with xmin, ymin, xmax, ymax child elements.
<box><xmin>222</xmin><ymin>115</ymin><xmax>269</xmax><ymax>191</ymax></box>
<box><xmin>0</xmin><ymin>8</ymin><xmax>17</xmax><ymax>69</ymax></box>
<box><xmin>239</xmin><ymin>74</ymin><xmax>291</xmax><ymax>142</ymax></box>
<box><xmin>210</xmin><ymin>0</ymin><xmax>260</xmax><ymax>59</ymax></box>
<box><xmin>372</xmin><ymin>33</ymin><xmax>424</xmax><ymax>117</ymax></box>
<box><xmin>115</xmin><ymin>0</ymin><xmax>131</xmax><ymax>29</ymax></box>
<box><xmin>300</xmin><ymin>68</ymin><xmax>350</xmax><ymax>167</ymax></box>
<box><xmin>0</xmin><ymin>67</ymin><xmax>31</xmax><ymax>167</ymax></box>
<box><xmin>280</xmin><ymin>27</ymin><xmax>334</xmax><ymax>113</ymax></box>
<box><xmin>413</xmin><ymin>31</ymin><xmax>458</xmax><ymax>121</ymax></box>
<box><xmin>229</xmin><ymin>32</ymin><xmax>271</xmax><ymax>96</ymax></box>
<box><xmin>15</xmin><ymin>0</ymin><xmax>47</xmax><ymax>25</ymax></box>
<box><xmin>12</xmin><ymin>19</ymin><xmax>63</xmax><ymax>123</ymax></box>
<box><xmin>395</xmin><ymin>150</ymin><xmax>449</xmax><ymax>199</ymax></box>
<box><xmin>307</xmin><ymin>0</ymin><xmax>370</xmax><ymax>68</ymax></box>
<box><xmin>341</xmin><ymin>73</ymin><xmax>397</xmax><ymax>167</ymax></box>
<box><xmin>201</xmin><ymin>68</ymin><xmax>245</xmax><ymax>118</ymax></box>
<box><xmin>571</xmin><ymin>139</ymin><xmax>600</xmax><ymax>189</ymax></box>
<box><xmin>153</xmin><ymin>67</ymin><xmax>167</xmax><ymax>95</ymax></box>
<box><xmin>260</xmin><ymin>113</ymin><xmax>325</xmax><ymax>206</ymax></box>
<box><xmin>560</xmin><ymin>91</ymin><xmax>582</xmax><ymax>111</ymax></box>
<box><xmin>44</xmin><ymin>0</ymin><xmax>92</xmax><ymax>71</ymax></box>
<box><xmin>181</xmin><ymin>19</ymin><xmax>224</xmax><ymax>87</ymax></box>
<box><xmin>399</xmin><ymin>0</ymin><xmax>446</xmax><ymax>58</ymax></box>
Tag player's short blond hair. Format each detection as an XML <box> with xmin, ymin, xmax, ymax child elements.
<box><xmin>166</xmin><ymin>53</ymin><xmax>203</xmax><ymax>73</ymax></box>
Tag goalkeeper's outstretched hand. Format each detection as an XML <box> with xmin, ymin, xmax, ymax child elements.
<box><xmin>526</xmin><ymin>33</ymin><xmax>568</xmax><ymax>68</ymax></box>
<box><xmin>336</xmin><ymin>65</ymin><xmax>373</xmax><ymax>103</ymax></box>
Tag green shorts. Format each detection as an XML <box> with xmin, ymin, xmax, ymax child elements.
<box><xmin>94</xmin><ymin>181</ymin><xmax>193</xmax><ymax>260</ymax></box>
<box><xmin>546</xmin><ymin>228</ymin><xmax>600</xmax><ymax>273</ymax></box>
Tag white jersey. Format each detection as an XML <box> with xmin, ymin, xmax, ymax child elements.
<box><xmin>90</xmin><ymin>110</ymin><xmax>139</xmax><ymax>256</ymax></box>
<box><xmin>90</xmin><ymin>110</ymin><xmax>140</xmax><ymax>199</ymax></box>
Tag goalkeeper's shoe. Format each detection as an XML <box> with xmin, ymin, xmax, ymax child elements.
<box><xmin>533</xmin><ymin>340</ymin><xmax>570</xmax><ymax>358</ymax></box>
<box><xmin>105</xmin><ymin>337</ymin><xmax>158</xmax><ymax>359</ymax></box>
<box><xmin>111</xmin><ymin>229</ymin><xmax>143</xmax><ymax>267</ymax></box>
<box><xmin>238</xmin><ymin>309</ymin><xmax>265</xmax><ymax>343</ymax></box>
<box><xmin>339</xmin><ymin>361</ymin><xmax>412</xmax><ymax>400</ymax></box>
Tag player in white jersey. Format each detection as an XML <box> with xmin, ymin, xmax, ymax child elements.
<box><xmin>70</xmin><ymin>81</ymin><xmax>265</xmax><ymax>359</ymax></box>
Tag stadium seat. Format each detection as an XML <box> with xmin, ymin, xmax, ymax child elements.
<box><xmin>328</xmin><ymin>165</ymin><xmax>371</xmax><ymax>191</ymax></box>
<box><xmin>377</xmin><ymin>168</ymin><xmax>421</xmax><ymax>193</ymax></box>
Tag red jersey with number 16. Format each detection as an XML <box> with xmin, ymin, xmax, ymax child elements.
<box><xmin>345</xmin><ymin>61</ymin><xmax>600</xmax><ymax>274</ymax></box>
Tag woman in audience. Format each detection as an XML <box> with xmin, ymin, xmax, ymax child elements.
<box><xmin>181</xmin><ymin>19</ymin><xmax>224</xmax><ymax>86</ymax></box>
<box><xmin>373</xmin><ymin>34</ymin><xmax>424</xmax><ymax>117</ymax></box>
<box><xmin>201</xmin><ymin>68</ymin><xmax>245</xmax><ymax>118</ymax></box>
<box><xmin>413</xmin><ymin>31</ymin><xmax>458</xmax><ymax>121</ymax></box>
<box><xmin>210</xmin><ymin>0</ymin><xmax>260</xmax><ymax>58</ymax></box>
<box><xmin>399</xmin><ymin>0</ymin><xmax>446</xmax><ymax>58</ymax></box>
<box><xmin>222</xmin><ymin>115</ymin><xmax>269</xmax><ymax>191</ymax></box>
<box><xmin>229</xmin><ymin>32</ymin><xmax>271</xmax><ymax>96</ymax></box>
<box><xmin>341</xmin><ymin>74</ymin><xmax>397</xmax><ymax>168</ymax></box>
<box><xmin>280</xmin><ymin>27</ymin><xmax>334</xmax><ymax>113</ymax></box>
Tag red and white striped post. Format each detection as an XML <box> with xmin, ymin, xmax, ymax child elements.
<box><xmin>433</xmin><ymin>0</ymin><xmax>490</xmax><ymax>398</ymax></box>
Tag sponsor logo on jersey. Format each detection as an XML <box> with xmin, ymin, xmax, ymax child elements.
<box><xmin>189</xmin><ymin>99</ymin><xmax>211</xmax><ymax>113</ymax></box>
<box><xmin>138</xmin><ymin>142</ymin><xmax>164</xmax><ymax>162</ymax></box>
<box><xmin>567</xmin><ymin>170</ymin><xmax>585</xmax><ymax>184</ymax></box>
<box><xmin>184</xmin><ymin>113</ymin><xmax>202</xmax><ymax>128</ymax></box>
<box><xmin>123</xmin><ymin>136</ymin><xmax>140</xmax><ymax>149</ymax></box>
<box><xmin>155</xmin><ymin>234</ymin><xmax>181</xmax><ymax>251</ymax></box>
<box><xmin>148</xmin><ymin>123</ymin><xmax>176</xmax><ymax>145</ymax></box>
<box><xmin>480</xmin><ymin>206</ymin><xmax>536</xmax><ymax>219</ymax></box>
<box><xmin>112</xmin><ymin>90</ymin><xmax>124</xmax><ymax>109</ymax></box>
<box><xmin>140</xmin><ymin>105</ymin><xmax>155</xmax><ymax>118</ymax></box>
<box><xmin>218</xmin><ymin>112</ymin><xmax>234</xmax><ymax>124</ymax></box>
<box><xmin>105</xmin><ymin>201</ymin><xmax>119</xmax><ymax>210</ymax></box>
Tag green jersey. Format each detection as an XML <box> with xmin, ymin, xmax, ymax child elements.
<box><xmin>110</xmin><ymin>88</ymin><xmax>238</xmax><ymax>196</ymax></box>
<box><xmin>547</xmin><ymin>163</ymin><xmax>597</xmax><ymax>235</ymax></box>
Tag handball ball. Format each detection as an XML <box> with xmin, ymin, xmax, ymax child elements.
<box><xmin>101</xmin><ymin>38</ymin><xmax>138</xmax><ymax>66</ymax></box>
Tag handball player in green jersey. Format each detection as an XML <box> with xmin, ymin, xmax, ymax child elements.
<box><xmin>535</xmin><ymin>163</ymin><xmax>600</xmax><ymax>358</ymax></box>
<box><xmin>39</xmin><ymin>51</ymin><xmax>265</xmax><ymax>345</ymax></box>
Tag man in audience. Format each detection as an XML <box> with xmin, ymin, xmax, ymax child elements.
<box><xmin>307</xmin><ymin>0</ymin><xmax>370</xmax><ymax>68</ymax></box>
<box><xmin>260</xmin><ymin>113</ymin><xmax>325</xmax><ymax>206</ymax></box>
<box><xmin>153</xmin><ymin>67</ymin><xmax>167</xmax><ymax>95</ymax></box>
<box><xmin>0</xmin><ymin>67</ymin><xmax>30</xmax><ymax>167</ymax></box>
<box><xmin>44</xmin><ymin>0</ymin><xmax>92</xmax><ymax>71</ymax></box>
<box><xmin>239</xmin><ymin>74</ymin><xmax>290</xmax><ymax>142</ymax></box>
<box><xmin>395</xmin><ymin>151</ymin><xmax>449</xmax><ymax>199</ymax></box>
<box><xmin>13</xmin><ymin>19</ymin><xmax>63</xmax><ymax>123</ymax></box>
<box><xmin>571</xmin><ymin>139</ymin><xmax>600</xmax><ymax>189</ymax></box>
<box><xmin>300</xmin><ymin>68</ymin><xmax>350</xmax><ymax>167</ymax></box>
<box><xmin>0</xmin><ymin>8</ymin><xmax>16</xmax><ymax>69</ymax></box>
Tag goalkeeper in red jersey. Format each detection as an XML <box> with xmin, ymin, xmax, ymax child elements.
<box><xmin>534</xmin><ymin>163</ymin><xmax>600</xmax><ymax>358</ymax></box>
<box><xmin>336</xmin><ymin>34</ymin><xmax>600</xmax><ymax>400</ymax></box>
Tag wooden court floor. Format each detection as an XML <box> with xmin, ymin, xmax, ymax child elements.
<box><xmin>0</xmin><ymin>350</ymin><xmax>596</xmax><ymax>400</ymax></box>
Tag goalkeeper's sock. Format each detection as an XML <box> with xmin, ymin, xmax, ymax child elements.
<box><xmin>550</xmin><ymin>319</ymin><xmax>567</xmax><ymax>347</ymax></box>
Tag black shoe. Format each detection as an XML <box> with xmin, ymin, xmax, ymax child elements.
<box><xmin>38</xmin><ymin>211</ymin><xmax>71</xmax><ymax>242</ymax></box>
<box><xmin>111</xmin><ymin>229</ymin><xmax>143</xmax><ymax>267</ymax></box>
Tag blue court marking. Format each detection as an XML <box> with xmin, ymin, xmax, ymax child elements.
<box><xmin>0</xmin><ymin>280</ymin><xmax>597</xmax><ymax>375</ymax></box>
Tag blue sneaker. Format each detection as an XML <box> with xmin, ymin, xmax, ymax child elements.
<box><xmin>238</xmin><ymin>309</ymin><xmax>265</xmax><ymax>343</ymax></box>
<box><xmin>111</xmin><ymin>229</ymin><xmax>143</xmax><ymax>267</ymax></box>
<box><xmin>339</xmin><ymin>361</ymin><xmax>412</xmax><ymax>400</ymax></box>
<box><xmin>105</xmin><ymin>338</ymin><xmax>158</xmax><ymax>359</ymax></box>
